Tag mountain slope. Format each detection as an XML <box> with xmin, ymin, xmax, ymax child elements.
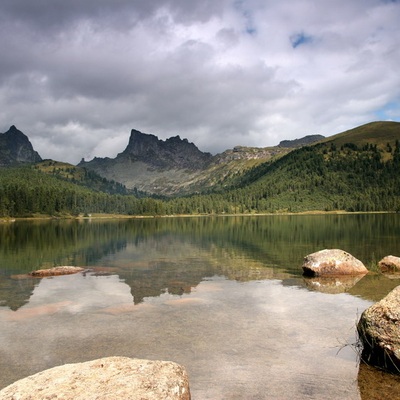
<box><xmin>0</xmin><ymin>125</ymin><xmax>42</xmax><ymax>166</ymax></box>
<box><xmin>78</xmin><ymin>129</ymin><xmax>214</xmax><ymax>196</ymax></box>
<box><xmin>0</xmin><ymin>165</ymin><xmax>145</xmax><ymax>217</ymax></box>
<box><xmin>278</xmin><ymin>134</ymin><xmax>325</xmax><ymax>148</ymax></box>
<box><xmin>219</xmin><ymin>121</ymin><xmax>400</xmax><ymax>212</ymax></box>
<box><xmin>79</xmin><ymin>128</ymin><xmax>322</xmax><ymax>196</ymax></box>
<box><xmin>321</xmin><ymin>121</ymin><xmax>400</xmax><ymax>148</ymax></box>
<box><xmin>33</xmin><ymin>160</ymin><xmax>132</xmax><ymax>195</ymax></box>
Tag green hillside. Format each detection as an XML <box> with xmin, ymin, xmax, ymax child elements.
<box><xmin>34</xmin><ymin>160</ymin><xmax>130</xmax><ymax>195</ymax></box>
<box><xmin>1</xmin><ymin>121</ymin><xmax>400</xmax><ymax>217</ymax></box>
<box><xmin>219</xmin><ymin>121</ymin><xmax>400</xmax><ymax>212</ymax></box>
<box><xmin>321</xmin><ymin>121</ymin><xmax>400</xmax><ymax>149</ymax></box>
<box><xmin>0</xmin><ymin>166</ymin><xmax>143</xmax><ymax>217</ymax></box>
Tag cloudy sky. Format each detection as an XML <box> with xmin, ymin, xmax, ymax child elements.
<box><xmin>1</xmin><ymin>0</ymin><xmax>399</xmax><ymax>164</ymax></box>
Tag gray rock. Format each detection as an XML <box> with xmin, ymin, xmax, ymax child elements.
<box><xmin>302</xmin><ymin>249</ymin><xmax>368</xmax><ymax>277</ymax></box>
<box><xmin>357</xmin><ymin>285</ymin><xmax>400</xmax><ymax>373</ymax></box>
<box><xmin>0</xmin><ymin>357</ymin><xmax>191</xmax><ymax>400</ymax></box>
<box><xmin>378</xmin><ymin>255</ymin><xmax>400</xmax><ymax>273</ymax></box>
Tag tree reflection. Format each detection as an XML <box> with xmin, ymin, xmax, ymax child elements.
<box><xmin>1</xmin><ymin>214</ymin><xmax>400</xmax><ymax>309</ymax></box>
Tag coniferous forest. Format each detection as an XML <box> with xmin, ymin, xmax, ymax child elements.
<box><xmin>1</xmin><ymin>133</ymin><xmax>400</xmax><ymax>218</ymax></box>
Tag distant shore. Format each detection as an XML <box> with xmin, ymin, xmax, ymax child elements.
<box><xmin>0</xmin><ymin>210</ymin><xmax>394</xmax><ymax>224</ymax></box>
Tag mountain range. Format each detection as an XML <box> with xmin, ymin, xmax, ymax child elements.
<box><xmin>1</xmin><ymin>124</ymin><xmax>324</xmax><ymax>196</ymax></box>
<box><xmin>1</xmin><ymin>121</ymin><xmax>400</xmax><ymax>215</ymax></box>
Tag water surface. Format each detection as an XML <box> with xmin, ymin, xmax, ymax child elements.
<box><xmin>1</xmin><ymin>214</ymin><xmax>400</xmax><ymax>399</ymax></box>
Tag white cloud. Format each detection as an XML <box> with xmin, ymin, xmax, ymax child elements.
<box><xmin>0</xmin><ymin>0</ymin><xmax>399</xmax><ymax>163</ymax></box>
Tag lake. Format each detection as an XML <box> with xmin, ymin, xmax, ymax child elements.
<box><xmin>1</xmin><ymin>214</ymin><xmax>400</xmax><ymax>399</ymax></box>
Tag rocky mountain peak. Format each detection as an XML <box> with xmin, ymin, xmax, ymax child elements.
<box><xmin>121</xmin><ymin>129</ymin><xmax>212</xmax><ymax>170</ymax></box>
<box><xmin>0</xmin><ymin>125</ymin><xmax>42</xmax><ymax>166</ymax></box>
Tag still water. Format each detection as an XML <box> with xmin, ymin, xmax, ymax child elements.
<box><xmin>1</xmin><ymin>214</ymin><xmax>400</xmax><ymax>399</ymax></box>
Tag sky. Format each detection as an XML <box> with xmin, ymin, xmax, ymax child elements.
<box><xmin>1</xmin><ymin>0</ymin><xmax>400</xmax><ymax>164</ymax></box>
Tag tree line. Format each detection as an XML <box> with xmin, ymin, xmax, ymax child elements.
<box><xmin>1</xmin><ymin>140</ymin><xmax>400</xmax><ymax>217</ymax></box>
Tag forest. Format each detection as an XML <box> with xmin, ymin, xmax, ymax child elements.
<box><xmin>1</xmin><ymin>139</ymin><xmax>400</xmax><ymax>218</ymax></box>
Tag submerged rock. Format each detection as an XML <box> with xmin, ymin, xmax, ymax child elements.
<box><xmin>30</xmin><ymin>266</ymin><xmax>84</xmax><ymax>277</ymax></box>
<box><xmin>302</xmin><ymin>249</ymin><xmax>368</xmax><ymax>277</ymax></box>
<box><xmin>379</xmin><ymin>255</ymin><xmax>400</xmax><ymax>274</ymax></box>
<box><xmin>358</xmin><ymin>361</ymin><xmax>400</xmax><ymax>400</ymax></box>
<box><xmin>357</xmin><ymin>285</ymin><xmax>400</xmax><ymax>373</ymax></box>
<box><xmin>0</xmin><ymin>356</ymin><xmax>191</xmax><ymax>400</ymax></box>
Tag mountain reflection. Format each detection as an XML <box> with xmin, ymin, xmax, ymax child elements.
<box><xmin>1</xmin><ymin>214</ymin><xmax>400</xmax><ymax>310</ymax></box>
<box><xmin>0</xmin><ymin>276</ymin><xmax>38</xmax><ymax>311</ymax></box>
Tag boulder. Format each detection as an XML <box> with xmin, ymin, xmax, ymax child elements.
<box><xmin>302</xmin><ymin>249</ymin><xmax>368</xmax><ymax>277</ymax></box>
<box><xmin>357</xmin><ymin>285</ymin><xmax>400</xmax><ymax>373</ymax></box>
<box><xmin>378</xmin><ymin>255</ymin><xmax>400</xmax><ymax>273</ymax></box>
<box><xmin>0</xmin><ymin>357</ymin><xmax>191</xmax><ymax>400</ymax></box>
<box><xmin>30</xmin><ymin>266</ymin><xmax>84</xmax><ymax>277</ymax></box>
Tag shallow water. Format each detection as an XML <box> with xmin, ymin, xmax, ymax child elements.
<box><xmin>1</xmin><ymin>215</ymin><xmax>400</xmax><ymax>399</ymax></box>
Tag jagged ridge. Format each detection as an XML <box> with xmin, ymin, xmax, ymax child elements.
<box><xmin>121</xmin><ymin>129</ymin><xmax>213</xmax><ymax>170</ymax></box>
<box><xmin>79</xmin><ymin>129</ymin><xmax>297</xmax><ymax>196</ymax></box>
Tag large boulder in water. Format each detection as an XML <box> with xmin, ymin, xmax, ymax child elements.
<box><xmin>357</xmin><ymin>285</ymin><xmax>400</xmax><ymax>373</ymax></box>
<box><xmin>0</xmin><ymin>357</ymin><xmax>191</xmax><ymax>400</ymax></box>
<box><xmin>379</xmin><ymin>255</ymin><xmax>400</xmax><ymax>274</ymax></box>
<box><xmin>302</xmin><ymin>249</ymin><xmax>368</xmax><ymax>277</ymax></box>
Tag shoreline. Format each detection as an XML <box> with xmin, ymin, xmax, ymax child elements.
<box><xmin>0</xmin><ymin>210</ymin><xmax>394</xmax><ymax>223</ymax></box>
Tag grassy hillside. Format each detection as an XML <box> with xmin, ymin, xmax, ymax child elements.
<box><xmin>320</xmin><ymin>121</ymin><xmax>400</xmax><ymax>163</ymax></box>
<box><xmin>321</xmin><ymin>121</ymin><xmax>400</xmax><ymax>149</ymax></box>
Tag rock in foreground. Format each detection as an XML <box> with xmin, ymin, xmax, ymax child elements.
<box><xmin>30</xmin><ymin>266</ymin><xmax>84</xmax><ymax>277</ymax></box>
<box><xmin>357</xmin><ymin>285</ymin><xmax>400</xmax><ymax>373</ymax></box>
<box><xmin>302</xmin><ymin>249</ymin><xmax>368</xmax><ymax>277</ymax></box>
<box><xmin>379</xmin><ymin>255</ymin><xmax>400</xmax><ymax>273</ymax></box>
<box><xmin>0</xmin><ymin>357</ymin><xmax>191</xmax><ymax>400</ymax></box>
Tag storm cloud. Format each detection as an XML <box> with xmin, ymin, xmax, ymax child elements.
<box><xmin>1</xmin><ymin>0</ymin><xmax>399</xmax><ymax>163</ymax></box>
